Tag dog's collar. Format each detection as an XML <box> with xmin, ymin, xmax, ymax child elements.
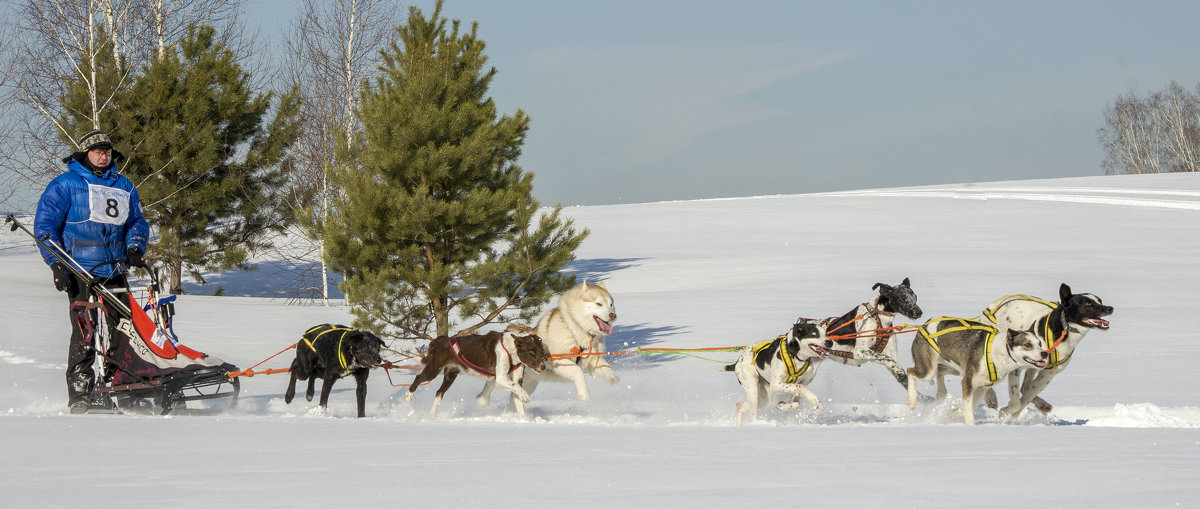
<box><xmin>864</xmin><ymin>299</ymin><xmax>893</xmax><ymax>319</ymax></box>
<box><xmin>1040</xmin><ymin>316</ymin><xmax>1072</xmax><ymax>369</ymax></box>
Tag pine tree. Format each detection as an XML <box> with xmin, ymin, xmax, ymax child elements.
<box><xmin>323</xmin><ymin>1</ymin><xmax>588</xmax><ymax>339</ymax></box>
<box><xmin>116</xmin><ymin>25</ymin><xmax>301</xmax><ymax>293</ymax></box>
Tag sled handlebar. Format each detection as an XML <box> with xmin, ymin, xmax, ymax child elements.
<box><xmin>5</xmin><ymin>214</ymin><xmax>132</xmax><ymax>319</ymax></box>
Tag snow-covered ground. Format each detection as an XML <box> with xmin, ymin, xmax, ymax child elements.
<box><xmin>1</xmin><ymin>173</ymin><xmax>1198</xmax><ymax>507</ymax></box>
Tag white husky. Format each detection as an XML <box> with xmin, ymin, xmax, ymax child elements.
<box><xmin>521</xmin><ymin>281</ymin><xmax>620</xmax><ymax>402</ymax></box>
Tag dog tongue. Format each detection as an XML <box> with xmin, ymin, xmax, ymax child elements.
<box><xmin>595</xmin><ymin>316</ymin><xmax>613</xmax><ymax>334</ymax></box>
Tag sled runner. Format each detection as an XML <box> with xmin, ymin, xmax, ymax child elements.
<box><xmin>7</xmin><ymin>214</ymin><xmax>240</xmax><ymax>415</ymax></box>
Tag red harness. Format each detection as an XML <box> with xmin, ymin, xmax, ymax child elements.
<box><xmin>449</xmin><ymin>337</ymin><xmax>520</xmax><ymax>377</ymax></box>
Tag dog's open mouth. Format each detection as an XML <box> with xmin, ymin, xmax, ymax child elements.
<box><xmin>594</xmin><ymin>316</ymin><xmax>613</xmax><ymax>334</ymax></box>
<box><xmin>1025</xmin><ymin>357</ymin><xmax>1048</xmax><ymax>368</ymax></box>
<box><xmin>809</xmin><ymin>344</ymin><xmax>833</xmax><ymax>356</ymax></box>
<box><xmin>1082</xmin><ymin>317</ymin><xmax>1110</xmax><ymax>329</ymax></box>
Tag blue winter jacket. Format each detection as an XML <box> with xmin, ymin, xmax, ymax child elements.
<box><xmin>34</xmin><ymin>159</ymin><xmax>149</xmax><ymax>278</ymax></box>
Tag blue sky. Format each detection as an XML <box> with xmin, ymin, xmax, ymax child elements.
<box><xmin>256</xmin><ymin>1</ymin><xmax>1200</xmax><ymax>205</ymax></box>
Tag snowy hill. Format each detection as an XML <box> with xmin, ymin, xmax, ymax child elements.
<box><xmin>1</xmin><ymin>173</ymin><xmax>1198</xmax><ymax>507</ymax></box>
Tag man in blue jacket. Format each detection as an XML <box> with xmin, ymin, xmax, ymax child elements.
<box><xmin>35</xmin><ymin>129</ymin><xmax>150</xmax><ymax>413</ymax></box>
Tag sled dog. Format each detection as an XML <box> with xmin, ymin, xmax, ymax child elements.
<box><xmin>808</xmin><ymin>278</ymin><xmax>923</xmax><ymax>388</ymax></box>
<box><xmin>722</xmin><ymin>322</ymin><xmax>833</xmax><ymax>426</ymax></box>
<box><xmin>284</xmin><ymin>324</ymin><xmax>385</xmax><ymax>418</ymax></box>
<box><xmin>981</xmin><ymin>283</ymin><xmax>1112</xmax><ymax>418</ymax></box>
<box><xmin>906</xmin><ymin>317</ymin><xmax>1048</xmax><ymax>425</ymax></box>
<box><xmin>406</xmin><ymin>329</ymin><xmax>548</xmax><ymax>419</ymax></box>
<box><xmin>512</xmin><ymin>281</ymin><xmax>619</xmax><ymax>404</ymax></box>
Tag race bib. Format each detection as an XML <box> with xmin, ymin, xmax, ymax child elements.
<box><xmin>87</xmin><ymin>184</ymin><xmax>131</xmax><ymax>225</ymax></box>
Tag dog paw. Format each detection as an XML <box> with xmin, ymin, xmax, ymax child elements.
<box><xmin>984</xmin><ymin>390</ymin><xmax>999</xmax><ymax>409</ymax></box>
<box><xmin>606</xmin><ymin>373</ymin><xmax>620</xmax><ymax>385</ymax></box>
<box><xmin>405</xmin><ymin>392</ymin><xmax>415</xmax><ymax>402</ymax></box>
<box><xmin>776</xmin><ymin>401</ymin><xmax>800</xmax><ymax>411</ymax></box>
<box><xmin>475</xmin><ymin>395</ymin><xmax>490</xmax><ymax>406</ymax></box>
<box><xmin>516</xmin><ymin>392</ymin><xmax>531</xmax><ymax>403</ymax></box>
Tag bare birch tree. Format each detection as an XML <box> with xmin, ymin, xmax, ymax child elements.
<box><xmin>0</xmin><ymin>0</ymin><xmax>245</xmax><ymax>185</ymax></box>
<box><xmin>1100</xmin><ymin>82</ymin><xmax>1200</xmax><ymax>175</ymax></box>
<box><xmin>140</xmin><ymin>0</ymin><xmax>239</xmax><ymax>60</ymax></box>
<box><xmin>0</xmin><ymin>20</ymin><xmax>21</xmax><ymax>210</ymax></box>
<box><xmin>0</xmin><ymin>0</ymin><xmax>140</xmax><ymax>184</ymax></box>
<box><xmin>1155</xmin><ymin>82</ymin><xmax>1200</xmax><ymax>173</ymax></box>
<box><xmin>1100</xmin><ymin>92</ymin><xmax>1163</xmax><ymax>175</ymax></box>
<box><xmin>276</xmin><ymin>0</ymin><xmax>401</xmax><ymax>304</ymax></box>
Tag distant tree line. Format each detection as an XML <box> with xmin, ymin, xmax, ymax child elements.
<box><xmin>1099</xmin><ymin>81</ymin><xmax>1200</xmax><ymax>175</ymax></box>
<box><xmin>0</xmin><ymin>0</ymin><xmax>587</xmax><ymax>341</ymax></box>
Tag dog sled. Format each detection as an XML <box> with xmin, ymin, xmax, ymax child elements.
<box><xmin>7</xmin><ymin>214</ymin><xmax>240</xmax><ymax>415</ymax></box>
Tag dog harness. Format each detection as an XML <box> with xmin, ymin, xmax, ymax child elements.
<box><xmin>819</xmin><ymin>302</ymin><xmax>892</xmax><ymax>358</ymax></box>
<box><xmin>751</xmin><ymin>335</ymin><xmax>812</xmax><ymax>384</ymax></box>
<box><xmin>982</xmin><ymin>295</ymin><xmax>1071</xmax><ymax>369</ymax></box>
<box><xmin>918</xmin><ymin>318</ymin><xmax>1002</xmax><ymax>385</ymax></box>
<box><xmin>449</xmin><ymin>336</ymin><xmax>520</xmax><ymax>378</ymax></box>
<box><xmin>1037</xmin><ymin>316</ymin><xmax>1073</xmax><ymax>370</ymax></box>
<box><xmin>302</xmin><ymin>324</ymin><xmax>355</xmax><ymax>373</ymax></box>
<box><xmin>982</xmin><ymin>294</ymin><xmax>1058</xmax><ymax>323</ymax></box>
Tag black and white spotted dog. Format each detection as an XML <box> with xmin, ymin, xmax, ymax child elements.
<box><xmin>808</xmin><ymin>278</ymin><xmax>924</xmax><ymax>388</ymax></box>
<box><xmin>981</xmin><ymin>283</ymin><xmax>1113</xmax><ymax>418</ymax></box>
<box><xmin>721</xmin><ymin>322</ymin><xmax>834</xmax><ymax>425</ymax></box>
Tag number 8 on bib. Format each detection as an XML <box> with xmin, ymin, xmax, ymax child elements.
<box><xmin>87</xmin><ymin>184</ymin><xmax>131</xmax><ymax>225</ymax></box>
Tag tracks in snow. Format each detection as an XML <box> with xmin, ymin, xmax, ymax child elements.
<box><xmin>815</xmin><ymin>186</ymin><xmax>1200</xmax><ymax>211</ymax></box>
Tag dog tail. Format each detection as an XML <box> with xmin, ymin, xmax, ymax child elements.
<box><xmin>719</xmin><ymin>363</ymin><xmax>736</xmax><ymax>372</ymax></box>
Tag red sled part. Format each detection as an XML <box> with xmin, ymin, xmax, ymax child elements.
<box><xmin>126</xmin><ymin>294</ymin><xmax>205</xmax><ymax>361</ymax></box>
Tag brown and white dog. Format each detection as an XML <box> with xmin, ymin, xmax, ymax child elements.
<box><xmin>406</xmin><ymin>329</ymin><xmax>549</xmax><ymax>419</ymax></box>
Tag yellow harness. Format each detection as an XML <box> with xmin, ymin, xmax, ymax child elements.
<box><xmin>982</xmin><ymin>295</ymin><xmax>1070</xmax><ymax>369</ymax></box>
<box><xmin>303</xmin><ymin>324</ymin><xmax>355</xmax><ymax>373</ymax></box>
<box><xmin>1040</xmin><ymin>318</ymin><xmax>1072</xmax><ymax>370</ymax></box>
<box><xmin>751</xmin><ymin>334</ymin><xmax>811</xmax><ymax>384</ymax></box>
<box><xmin>982</xmin><ymin>294</ymin><xmax>1058</xmax><ymax>323</ymax></box>
<box><xmin>918</xmin><ymin>317</ymin><xmax>1002</xmax><ymax>385</ymax></box>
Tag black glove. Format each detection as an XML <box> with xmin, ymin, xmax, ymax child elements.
<box><xmin>125</xmin><ymin>247</ymin><xmax>146</xmax><ymax>268</ymax></box>
<box><xmin>51</xmin><ymin>262</ymin><xmax>76</xmax><ymax>293</ymax></box>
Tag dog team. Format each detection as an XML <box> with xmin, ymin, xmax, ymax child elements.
<box><xmin>282</xmin><ymin>278</ymin><xmax>1112</xmax><ymax>426</ymax></box>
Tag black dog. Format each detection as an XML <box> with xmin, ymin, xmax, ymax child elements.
<box><xmin>284</xmin><ymin>324</ymin><xmax>385</xmax><ymax>418</ymax></box>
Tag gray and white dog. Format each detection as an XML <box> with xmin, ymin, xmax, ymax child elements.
<box><xmin>810</xmin><ymin>278</ymin><xmax>924</xmax><ymax>388</ymax></box>
<box><xmin>906</xmin><ymin>317</ymin><xmax>1049</xmax><ymax>425</ymax></box>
